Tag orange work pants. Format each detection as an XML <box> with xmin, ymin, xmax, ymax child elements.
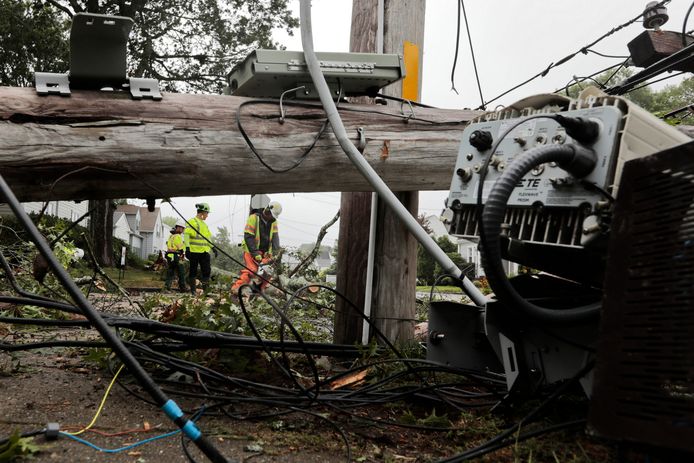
<box><xmin>231</xmin><ymin>251</ymin><xmax>269</xmax><ymax>292</ymax></box>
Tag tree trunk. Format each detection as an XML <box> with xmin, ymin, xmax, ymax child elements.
<box><xmin>88</xmin><ymin>199</ymin><xmax>114</xmax><ymax>267</ymax></box>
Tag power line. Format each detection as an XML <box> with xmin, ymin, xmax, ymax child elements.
<box><xmin>460</xmin><ymin>0</ymin><xmax>485</xmax><ymax>109</ymax></box>
<box><xmin>476</xmin><ymin>0</ymin><xmax>672</xmax><ymax>109</ymax></box>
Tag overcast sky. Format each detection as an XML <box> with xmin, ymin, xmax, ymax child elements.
<box><xmin>159</xmin><ymin>0</ymin><xmax>691</xmax><ymax>247</ymax></box>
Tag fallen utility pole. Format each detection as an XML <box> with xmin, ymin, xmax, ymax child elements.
<box><xmin>0</xmin><ymin>87</ymin><xmax>479</xmax><ymax>202</ymax></box>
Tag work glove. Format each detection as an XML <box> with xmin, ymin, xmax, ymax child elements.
<box><xmin>254</xmin><ymin>254</ymin><xmax>263</xmax><ymax>262</ymax></box>
<box><xmin>212</xmin><ymin>248</ymin><xmax>219</xmax><ymax>258</ymax></box>
<box><xmin>185</xmin><ymin>248</ymin><xmax>191</xmax><ymax>260</ymax></box>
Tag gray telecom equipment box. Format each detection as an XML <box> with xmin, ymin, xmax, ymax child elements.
<box><xmin>227</xmin><ymin>49</ymin><xmax>405</xmax><ymax>98</ymax></box>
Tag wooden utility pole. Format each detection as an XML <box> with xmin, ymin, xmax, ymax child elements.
<box><xmin>335</xmin><ymin>0</ymin><xmax>425</xmax><ymax>345</ymax></box>
<box><xmin>0</xmin><ymin>87</ymin><xmax>477</xmax><ymax>201</ymax></box>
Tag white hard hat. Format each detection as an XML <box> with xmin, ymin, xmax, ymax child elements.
<box><xmin>267</xmin><ymin>201</ymin><xmax>282</xmax><ymax>218</ymax></box>
<box><xmin>175</xmin><ymin>220</ymin><xmax>186</xmax><ymax>228</ymax></box>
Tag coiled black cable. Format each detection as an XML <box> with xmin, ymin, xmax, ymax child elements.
<box><xmin>480</xmin><ymin>143</ymin><xmax>601</xmax><ymax>323</ymax></box>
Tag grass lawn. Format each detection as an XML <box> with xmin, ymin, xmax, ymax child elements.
<box><xmin>102</xmin><ymin>267</ymin><xmax>164</xmax><ymax>288</ymax></box>
<box><xmin>416</xmin><ymin>285</ymin><xmax>463</xmax><ymax>294</ymax></box>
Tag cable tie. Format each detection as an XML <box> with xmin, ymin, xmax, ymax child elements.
<box><xmin>161</xmin><ymin>400</ymin><xmax>184</xmax><ymax>420</ymax></box>
<box><xmin>182</xmin><ymin>421</ymin><xmax>202</xmax><ymax>441</ymax></box>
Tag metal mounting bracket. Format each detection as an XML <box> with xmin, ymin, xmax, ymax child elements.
<box><xmin>34</xmin><ymin>13</ymin><xmax>162</xmax><ymax>101</ymax></box>
<box><xmin>35</xmin><ymin>72</ymin><xmax>71</xmax><ymax>96</ymax></box>
<box><xmin>356</xmin><ymin>127</ymin><xmax>366</xmax><ymax>153</ymax></box>
<box><xmin>128</xmin><ymin>78</ymin><xmax>162</xmax><ymax>101</ymax></box>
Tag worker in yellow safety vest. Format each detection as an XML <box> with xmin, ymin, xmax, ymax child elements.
<box><xmin>231</xmin><ymin>201</ymin><xmax>281</xmax><ymax>294</ymax></box>
<box><xmin>164</xmin><ymin>220</ymin><xmax>187</xmax><ymax>292</ymax></box>
<box><xmin>184</xmin><ymin>202</ymin><xmax>217</xmax><ymax>294</ymax></box>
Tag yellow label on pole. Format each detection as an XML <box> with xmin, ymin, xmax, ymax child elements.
<box><xmin>402</xmin><ymin>41</ymin><xmax>420</xmax><ymax>102</ymax></box>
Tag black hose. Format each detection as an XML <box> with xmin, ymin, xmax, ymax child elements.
<box><xmin>0</xmin><ymin>174</ymin><xmax>230</xmax><ymax>463</ymax></box>
<box><xmin>480</xmin><ymin>143</ymin><xmax>601</xmax><ymax>323</ymax></box>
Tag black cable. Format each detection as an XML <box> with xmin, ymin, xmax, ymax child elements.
<box><xmin>584</xmin><ymin>49</ymin><xmax>629</xmax><ymax>59</ymax></box>
<box><xmin>554</xmin><ymin>61</ymin><xmax>625</xmax><ymax>95</ymax></box>
<box><xmin>0</xmin><ymin>295</ymin><xmax>82</xmax><ymax>315</ymax></box>
<box><xmin>448</xmin><ymin>419</ymin><xmax>587</xmax><ymax>461</ymax></box>
<box><xmin>236</xmin><ymin>99</ymin><xmax>330</xmax><ymax>173</ymax></box>
<box><xmin>478</xmin><ymin>0</ymin><xmax>671</xmax><ymax>109</ymax></box>
<box><xmin>624</xmin><ymin>71</ymin><xmax>686</xmax><ymax>94</ymax></box>
<box><xmin>428</xmin><ymin>273</ymin><xmax>461</xmax><ymax>304</ymax></box>
<box><xmin>288</xmin><ymin>406</ymin><xmax>352</xmax><ymax>463</ymax></box>
<box><xmin>600</xmin><ymin>59</ymin><xmax>628</xmax><ymax>87</ymax></box>
<box><xmin>460</xmin><ymin>0</ymin><xmax>485</xmax><ymax>109</ymax></box>
<box><xmin>663</xmin><ymin>102</ymin><xmax>694</xmax><ymax>119</ymax></box>
<box><xmin>0</xmin><ymin>173</ymin><xmax>230</xmax><ymax>463</ymax></box>
<box><xmin>450</xmin><ymin>0</ymin><xmax>462</xmax><ymax>94</ymax></box>
<box><xmin>606</xmin><ymin>42</ymin><xmax>693</xmax><ymax>95</ymax></box>
<box><xmin>683</xmin><ymin>1</ymin><xmax>694</xmax><ymax>47</ymax></box>
<box><xmin>373</xmin><ymin>92</ymin><xmax>435</xmax><ymax>108</ymax></box>
<box><xmin>0</xmin><ymin>251</ymin><xmax>57</xmax><ymax>304</ymax></box>
<box><xmin>236</xmin><ymin>284</ymin><xmax>321</xmax><ymax>401</ymax></box>
<box><xmin>436</xmin><ymin>361</ymin><xmax>593</xmax><ymax>462</ymax></box>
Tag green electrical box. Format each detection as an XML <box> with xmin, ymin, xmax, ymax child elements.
<box><xmin>227</xmin><ymin>49</ymin><xmax>405</xmax><ymax>98</ymax></box>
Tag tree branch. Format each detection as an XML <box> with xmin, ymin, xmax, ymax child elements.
<box><xmin>289</xmin><ymin>211</ymin><xmax>340</xmax><ymax>278</ymax></box>
<box><xmin>44</xmin><ymin>0</ymin><xmax>74</xmax><ymax>17</ymax></box>
<box><xmin>67</xmin><ymin>0</ymin><xmax>83</xmax><ymax>13</ymax></box>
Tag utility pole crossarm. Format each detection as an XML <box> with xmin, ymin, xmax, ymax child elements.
<box><xmin>0</xmin><ymin>87</ymin><xmax>479</xmax><ymax>202</ymax></box>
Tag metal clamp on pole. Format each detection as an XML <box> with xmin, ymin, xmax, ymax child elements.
<box><xmin>34</xmin><ymin>13</ymin><xmax>162</xmax><ymax>101</ymax></box>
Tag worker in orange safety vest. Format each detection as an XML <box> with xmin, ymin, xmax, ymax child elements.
<box><xmin>231</xmin><ymin>201</ymin><xmax>281</xmax><ymax>294</ymax></box>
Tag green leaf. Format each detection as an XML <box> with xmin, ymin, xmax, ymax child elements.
<box><xmin>0</xmin><ymin>430</ymin><xmax>41</xmax><ymax>462</ymax></box>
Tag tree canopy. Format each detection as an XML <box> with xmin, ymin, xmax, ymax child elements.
<box><xmin>417</xmin><ymin>235</ymin><xmax>470</xmax><ymax>286</ymax></box>
<box><xmin>0</xmin><ymin>0</ymin><xmax>297</xmax><ymax>93</ymax></box>
<box><xmin>0</xmin><ymin>0</ymin><xmax>69</xmax><ymax>86</ymax></box>
<box><xmin>566</xmin><ymin>67</ymin><xmax>694</xmax><ymax>124</ymax></box>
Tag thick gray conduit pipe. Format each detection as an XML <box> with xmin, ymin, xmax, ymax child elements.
<box><xmin>481</xmin><ymin>143</ymin><xmax>601</xmax><ymax>323</ymax></box>
<box><xmin>299</xmin><ymin>0</ymin><xmax>486</xmax><ymax>307</ymax></box>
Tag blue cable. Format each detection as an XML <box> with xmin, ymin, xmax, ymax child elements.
<box><xmin>59</xmin><ymin>429</ymin><xmax>181</xmax><ymax>453</ymax></box>
<box><xmin>59</xmin><ymin>406</ymin><xmax>206</xmax><ymax>454</ymax></box>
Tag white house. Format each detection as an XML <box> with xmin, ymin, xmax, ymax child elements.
<box><xmin>113</xmin><ymin>210</ymin><xmax>143</xmax><ymax>258</ymax></box>
<box><xmin>0</xmin><ymin>200</ymin><xmax>90</xmax><ymax>224</ymax></box>
<box><xmin>114</xmin><ymin>204</ymin><xmax>167</xmax><ymax>259</ymax></box>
